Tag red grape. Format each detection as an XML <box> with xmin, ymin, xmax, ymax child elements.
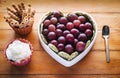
<box><xmin>42</xmin><ymin>29</ymin><xmax>49</xmax><ymax>36</ymax></box>
<box><xmin>58</xmin><ymin>36</ymin><xmax>66</xmax><ymax>44</ymax></box>
<box><xmin>78</xmin><ymin>16</ymin><xmax>86</xmax><ymax>24</ymax></box>
<box><xmin>84</xmin><ymin>22</ymin><xmax>92</xmax><ymax>30</ymax></box>
<box><xmin>71</xmin><ymin>28</ymin><xmax>80</xmax><ymax>37</ymax></box>
<box><xmin>67</xmin><ymin>13</ymin><xmax>78</xmax><ymax>22</ymax></box>
<box><xmin>79</xmin><ymin>24</ymin><xmax>86</xmax><ymax>32</ymax></box>
<box><xmin>50</xmin><ymin>17</ymin><xmax>58</xmax><ymax>24</ymax></box>
<box><xmin>59</xmin><ymin>17</ymin><xmax>68</xmax><ymax>25</ymax></box>
<box><xmin>66</xmin><ymin>34</ymin><xmax>74</xmax><ymax>43</ymax></box>
<box><xmin>48</xmin><ymin>24</ymin><xmax>56</xmax><ymax>32</ymax></box>
<box><xmin>85</xmin><ymin>29</ymin><xmax>92</xmax><ymax>38</ymax></box>
<box><xmin>73</xmin><ymin>20</ymin><xmax>81</xmax><ymax>28</ymax></box>
<box><xmin>57</xmin><ymin>43</ymin><xmax>64</xmax><ymax>51</ymax></box>
<box><xmin>57</xmin><ymin>24</ymin><xmax>66</xmax><ymax>30</ymax></box>
<box><xmin>47</xmin><ymin>32</ymin><xmax>56</xmax><ymax>40</ymax></box>
<box><xmin>78</xmin><ymin>33</ymin><xmax>87</xmax><ymax>42</ymax></box>
<box><xmin>43</xmin><ymin>19</ymin><xmax>51</xmax><ymax>27</ymax></box>
<box><xmin>65</xmin><ymin>44</ymin><xmax>73</xmax><ymax>54</ymax></box>
<box><xmin>63</xmin><ymin>30</ymin><xmax>70</xmax><ymax>37</ymax></box>
<box><xmin>55</xmin><ymin>29</ymin><xmax>63</xmax><ymax>37</ymax></box>
<box><xmin>50</xmin><ymin>40</ymin><xmax>58</xmax><ymax>46</ymax></box>
<box><xmin>53</xmin><ymin>11</ymin><xmax>61</xmax><ymax>18</ymax></box>
<box><xmin>76</xmin><ymin>41</ymin><xmax>85</xmax><ymax>52</ymax></box>
<box><xmin>66</xmin><ymin>22</ymin><xmax>74</xmax><ymax>30</ymax></box>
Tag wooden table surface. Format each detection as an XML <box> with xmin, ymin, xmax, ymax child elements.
<box><xmin>0</xmin><ymin>0</ymin><xmax>120</xmax><ymax>78</ymax></box>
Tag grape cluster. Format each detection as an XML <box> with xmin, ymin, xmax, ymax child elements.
<box><xmin>42</xmin><ymin>11</ymin><xmax>93</xmax><ymax>54</ymax></box>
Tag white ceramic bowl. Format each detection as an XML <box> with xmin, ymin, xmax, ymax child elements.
<box><xmin>38</xmin><ymin>11</ymin><xmax>98</xmax><ymax>67</ymax></box>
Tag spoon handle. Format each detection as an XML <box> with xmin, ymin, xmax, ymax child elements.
<box><xmin>104</xmin><ymin>36</ymin><xmax>110</xmax><ymax>63</ymax></box>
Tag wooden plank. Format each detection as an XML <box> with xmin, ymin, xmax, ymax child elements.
<box><xmin>0</xmin><ymin>75</ymin><xmax>120</xmax><ymax>78</ymax></box>
<box><xmin>0</xmin><ymin>29</ymin><xmax>120</xmax><ymax>51</ymax></box>
<box><xmin>0</xmin><ymin>0</ymin><xmax>120</xmax><ymax>13</ymax></box>
<box><xmin>1</xmin><ymin>12</ymin><xmax>120</xmax><ymax>30</ymax></box>
<box><xmin>0</xmin><ymin>51</ymin><xmax>120</xmax><ymax>74</ymax></box>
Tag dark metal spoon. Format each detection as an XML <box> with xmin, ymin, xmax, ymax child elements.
<box><xmin>102</xmin><ymin>25</ymin><xmax>110</xmax><ymax>63</ymax></box>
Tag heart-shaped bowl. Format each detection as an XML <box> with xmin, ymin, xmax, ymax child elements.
<box><xmin>38</xmin><ymin>11</ymin><xmax>98</xmax><ymax>67</ymax></box>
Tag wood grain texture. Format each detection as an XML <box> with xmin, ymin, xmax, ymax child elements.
<box><xmin>0</xmin><ymin>0</ymin><xmax>120</xmax><ymax>12</ymax></box>
<box><xmin>0</xmin><ymin>51</ymin><xmax>120</xmax><ymax>74</ymax></box>
<box><xmin>0</xmin><ymin>75</ymin><xmax>120</xmax><ymax>78</ymax></box>
<box><xmin>0</xmin><ymin>0</ymin><xmax>120</xmax><ymax>78</ymax></box>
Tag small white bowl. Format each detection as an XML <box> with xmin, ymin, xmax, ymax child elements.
<box><xmin>38</xmin><ymin>11</ymin><xmax>98</xmax><ymax>67</ymax></box>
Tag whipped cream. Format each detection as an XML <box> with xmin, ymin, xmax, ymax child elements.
<box><xmin>6</xmin><ymin>40</ymin><xmax>31</xmax><ymax>63</ymax></box>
